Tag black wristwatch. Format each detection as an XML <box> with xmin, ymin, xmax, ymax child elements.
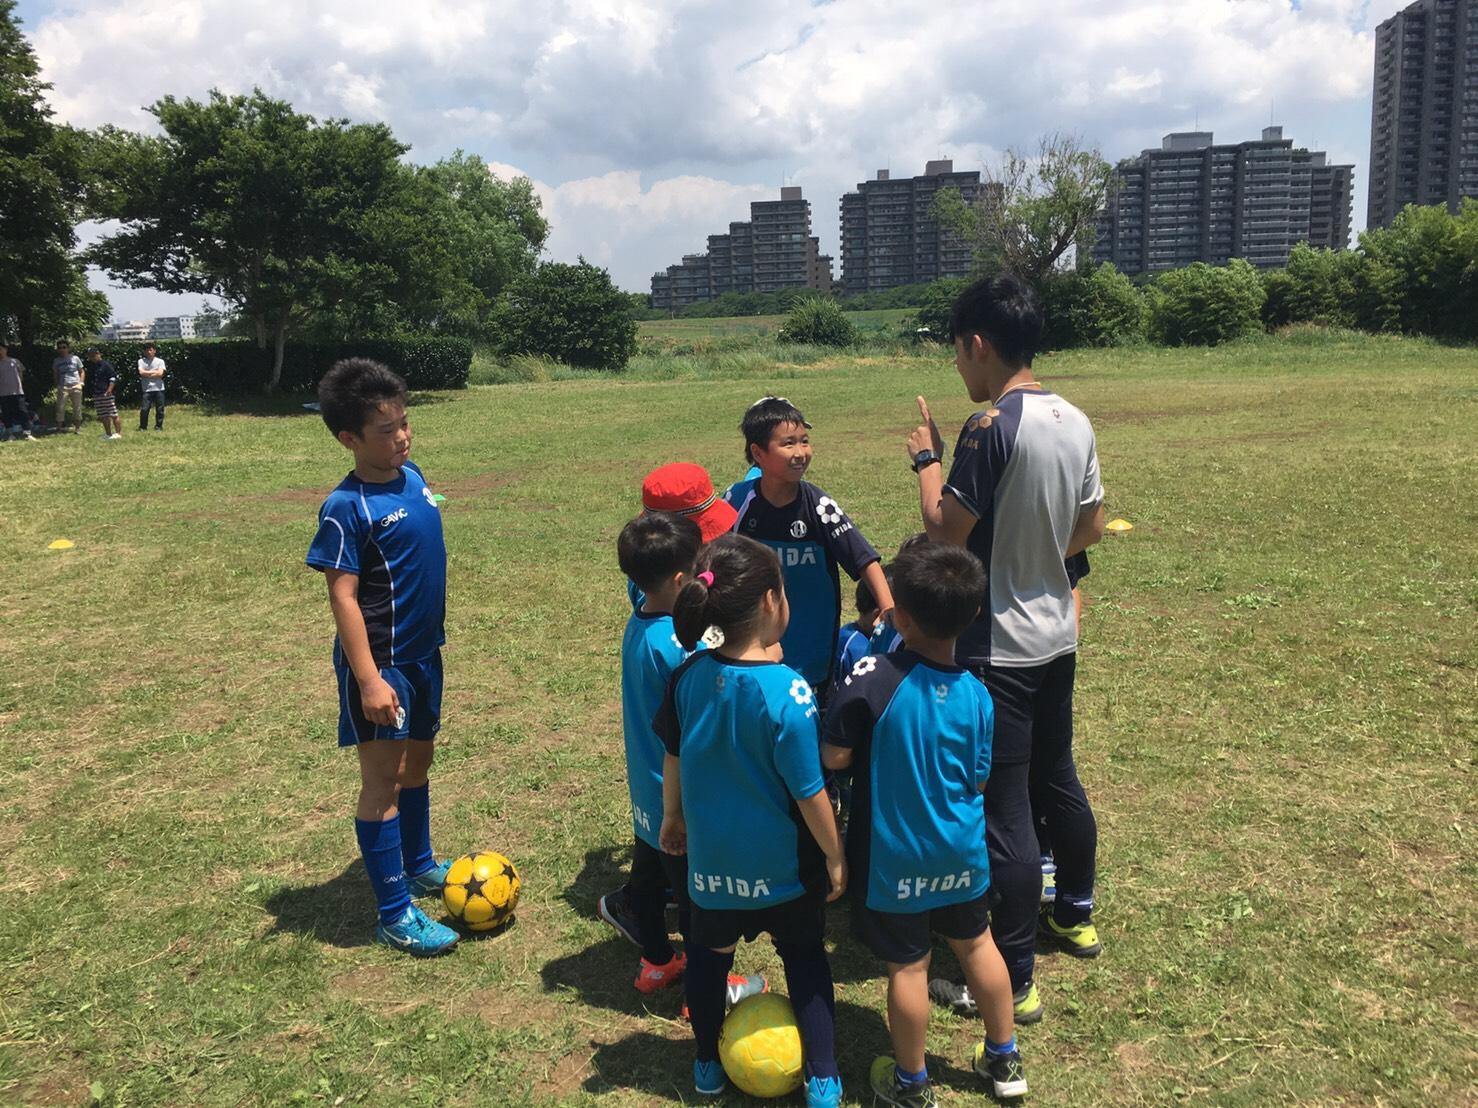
<box><xmin>911</xmin><ymin>449</ymin><xmax>941</xmax><ymax>473</ymax></box>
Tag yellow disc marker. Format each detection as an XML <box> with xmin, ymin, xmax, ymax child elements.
<box><xmin>1105</xmin><ymin>519</ymin><xmax>1134</xmax><ymax>534</ymax></box>
<box><xmin>47</xmin><ymin>539</ymin><xmax>75</xmax><ymax>550</ymax></box>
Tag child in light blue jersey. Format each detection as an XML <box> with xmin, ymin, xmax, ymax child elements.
<box><xmin>834</xmin><ymin>576</ymin><xmax>880</xmax><ymax>692</ymax></box>
<box><xmin>607</xmin><ymin>512</ymin><xmax>767</xmax><ymax>1007</ymax></box>
<box><xmin>824</xmin><ymin>544</ymin><xmax>1028</xmax><ymax>1104</ymax></box>
<box><xmin>305</xmin><ymin>360</ymin><xmax>458</xmax><ymax>957</ymax></box>
<box><xmin>657</xmin><ymin>535</ymin><xmax>846</xmax><ymax>1108</ymax></box>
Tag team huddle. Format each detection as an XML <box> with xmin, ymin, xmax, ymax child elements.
<box><xmin>305</xmin><ymin>275</ymin><xmax>1105</xmax><ymax>1107</ymax></box>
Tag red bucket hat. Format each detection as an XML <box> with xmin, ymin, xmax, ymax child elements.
<box><xmin>641</xmin><ymin>462</ymin><xmax>738</xmax><ymax>543</ymax></box>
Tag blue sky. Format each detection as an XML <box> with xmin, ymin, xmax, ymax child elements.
<box><xmin>16</xmin><ymin>0</ymin><xmax>1406</xmax><ymax>321</ymax></box>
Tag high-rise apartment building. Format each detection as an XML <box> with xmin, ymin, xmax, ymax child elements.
<box><xmin>1093</xmin><ymin>127</ymin><xmax>1354</xmax><ymax>275</ymax></box>
<box><xmin>1368</xmin><ymin>0</ymin><xmax>1478</xmax><ymax>228</ymax></box>
<box><xmin>650</xmin><ymin>187</ymin><xmax>833</xmax><ymax>310</ymax></box>
<box><xmin>838</xmin><ymin>161</ymin><xmax>984</xmax><ymax>295</ymax></box>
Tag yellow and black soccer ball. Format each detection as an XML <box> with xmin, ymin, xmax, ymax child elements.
<box><xmin>442</xmin><ymin>851</ymin><xmax>521</xmax><ymax>932</ymax></box>
<box><xmin>719</xmin><ymin>993</ymin><xmax>804</xmax><ymax>1098</ymax></box>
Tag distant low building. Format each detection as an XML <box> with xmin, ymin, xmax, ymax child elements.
<box><xmin>1093</xmin><ymin>127</ymin><xmax>1355</xmax><ymax>275</ymax></box>
<box><xmin>98</xmin><ymin>314</ymin><xmax>223</xmax><ymax>341</ymax></box>
<box><xmin>651</xmin><ymin>187</ymin><xmax>833</xmax><ymax>310</ymax></box>
<box><xmin>99</xmin><ymin>320</ymin><xmax>152</xmax><ymax>341</ymax></box>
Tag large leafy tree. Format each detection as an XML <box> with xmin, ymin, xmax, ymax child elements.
<box><xmin>88</xmin><ymin>91</ymin><xmax>409</xmax><ymax>390</ymax></box>
<box><xmin>932</xmin><ymin>133</ymin><xmax>1112</xmax><ymax>285</ymax></box>
<box><xmin>0</xmin><ymin>0</ymin><xmax>107</xmax><ymax>345</ymax></box>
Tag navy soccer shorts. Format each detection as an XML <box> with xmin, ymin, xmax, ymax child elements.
<box><xmin>335</xmin><ymin>649</ymin><xmax>442</xmax><ymax>746</ymax></box>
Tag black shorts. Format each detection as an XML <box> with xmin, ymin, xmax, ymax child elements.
<box><xmin>689</xmin><ymin>892</ymin><xmax>826</xmax><ymax>950</ymax></box>
<box><xmin>853</xmin><ymin>889</ymin><xmax>994</xmax><ymax>965</ymax></box>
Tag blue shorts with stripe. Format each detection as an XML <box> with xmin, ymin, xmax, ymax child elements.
<box><xmin>334</xmin><ymin>648</ymin><xmax>443</xmax><ymax>746</ymax></box>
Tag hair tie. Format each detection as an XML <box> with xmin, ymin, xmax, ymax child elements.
<box><xmin>697</xmin><ymin>571</ymin><xmax>715</xmax><ymax>588</ymax></box>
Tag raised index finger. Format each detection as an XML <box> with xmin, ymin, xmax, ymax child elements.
<box><xmin>916</xmin><ymin>395</ymin><xmax>934</xmax><ymax>425</ymax></box>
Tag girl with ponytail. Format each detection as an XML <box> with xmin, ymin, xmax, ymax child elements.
<box><xmin>656</xmin><ymin>534</ymin><xmax>847</xmax><ymax>1107</ymax></box>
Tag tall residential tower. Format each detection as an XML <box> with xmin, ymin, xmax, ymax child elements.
<box><xmin>1093</xmin><ymin>127</ymin><xmax>1354</xmax><ymax>275</ymax></box>
<box><xmin>837</xmin><ymin>161</ymin><xmax>984</xmax><ymax>295</ymax></box>
<box><xmin>1368</xmin><ymin>0</ymin><xmax>1478</xmax><ymax>228</ymax></box>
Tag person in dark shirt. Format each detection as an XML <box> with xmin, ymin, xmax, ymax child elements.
<box><xmin>85</xmin><ymin>348</ymin><xmax>122</xmax><ymax>440</ymax></box>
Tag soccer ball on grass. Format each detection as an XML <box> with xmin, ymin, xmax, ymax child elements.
<box><xmin>719</xmin><ymin>993</ymin><xmax>804</xmax><ymax>1098</ymax></box>
<box><xmin>442</xmin><ymin>850</ymin><xmax>520</xmax><ymax>932</ymax></box>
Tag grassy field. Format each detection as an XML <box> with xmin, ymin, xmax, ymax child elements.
<box><xmin>1</xmin><ymin>330</ymin><xmax>1475</xmax><ymax>1107</ymax></box>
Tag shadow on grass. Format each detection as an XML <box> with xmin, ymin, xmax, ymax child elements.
<box><xmin>263</xmin><ymin>861</ymin><xmax>378</xmax><ymax>948</ymax></box>
<box><xmin>540</xmin><ymin>934</ymin><xmax>688</xmax><ymax>1020</ymax></box>
<box><xmin>579</xmin><ymin>998</ymin><xmax>894</xmax><ymax>1101</ymax></box>
<box><xmin>560</xmin><ymin>845</ymin><xmax>631</xmax><ymax>918</ymax></box>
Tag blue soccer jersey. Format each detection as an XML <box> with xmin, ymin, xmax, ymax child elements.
<box><xmin>622</xmin><ymin>610</ymin><xmax>690</xmax><ymax>849</ymax></box>
<box><xmin>825</xmin><ymin>651</ymin><xmax>995</xmax><ymax>912</ymax></box>
<box><xmin>305</xmin><ymin>461</ymin><xmax>447</xmax><ymax>666</ymax></box>
<box><xmin>834</xmin><ymin>622</ymin><xmax>873</xmax><ymax>693</ymax></box>
<box><xmin>656</xmin><ymin>652</ymin><xmax>826</xmax><ymax>910</ymax></box>
<box><xmin>724</xmin><ymin>478</ymin><xmax>880</xmax><ymax>688</ymax></box>
<box><xmin>868</xmin><ymin>620</ymin><xmax>905</xmax><ymax>657</ymax></box>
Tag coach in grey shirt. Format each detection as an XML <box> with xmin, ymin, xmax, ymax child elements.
<box><xmin>906</xmin><ymin>274</ymin><xmax>1105</xmax><ymax>1022</ymax></box>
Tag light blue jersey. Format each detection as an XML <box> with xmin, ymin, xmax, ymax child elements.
<box><xmin>656</xmin><ymin>652</ymin><xmax>826</xmax><ymax>909</ymax></box>
<box><xmin>621</xmin><ymin>610</ymin><xmax>690</xmax><ymax>848</ymax></box>
<box><xmin>826</xmin><ymin>651</ymin><xmax>994</xmax><ymax>912</ymax></box>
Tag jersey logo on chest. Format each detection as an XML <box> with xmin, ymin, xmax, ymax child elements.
<box><xmin>379</xmin><ymin>507</ymin><xmax>408</xmax><ymax>527</ymax></box>
<box><xmin>789</xmin><ymin>520</ymin><xmax>807</xmax><ymax>538</ymax></box>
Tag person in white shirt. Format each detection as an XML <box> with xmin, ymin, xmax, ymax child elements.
<box><xmin>138</xmin><ymin>342</ymin><xmax>166</xmax><ymax>431</ymax></box>
<box><xmin>0</xmin><ymin>341</ymin><xmax>36</xmax><ymax>441</ymax></box>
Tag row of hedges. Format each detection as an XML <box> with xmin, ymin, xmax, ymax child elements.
<box><xmin>8</xmin><ymin>336</ymin><xmax>472</xmax><ymax>405</ymax></box>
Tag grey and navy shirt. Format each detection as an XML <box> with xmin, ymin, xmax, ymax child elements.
<box><xmin>944</xmin><ymin>388</ymin><xmax>1103</xmax><ymax>667</ymax></box>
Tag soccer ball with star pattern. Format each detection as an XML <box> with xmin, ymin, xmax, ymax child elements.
<box><xmin>442</xmin><ymin>851</ymin><xmax>521</xmax><ymax>932</ymax></box>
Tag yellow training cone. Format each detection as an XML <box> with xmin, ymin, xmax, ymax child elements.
<box><xmin>47</xmin><ymin>539</ymin><xmax>75</xmax><ymax>550</ymax></box>
<box><xmin>1105</xmin><ymin>519</ymin><xmax>1134</xmax><ymax>534</ymax></box>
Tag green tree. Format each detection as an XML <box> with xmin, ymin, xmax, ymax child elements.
<box><xmin>493</xmin><ymin>260</ymin><xmax>638</xmax><ymax>371</ymax></box>
<box><xmin>1040</xmin><ymin>264</ymin><xmax>1145</xmax><ymax>349</ymax></box>
<box><xmin>87</xmin><ymin>91</ymin><xmax>411</xmax><ymax>390</ymax></box>
<box><xmin>931</xmin><ymin>134</ymin><xmax>1113</xmax><ymax>285</ymax></box>
<box><xmin>1146</xmin><ymin>260</ymin><xmax>1265</xmax><ymax>346</ymax></box>
<box><xmin>0</xmin><ymin>0</ymin><xmax>105</xmax><ymax>345</ymax></box>
<box><xmin>1357</xmin><ymin>201</ymin><xmax>1478</xmax><ymax>339</ymax></box>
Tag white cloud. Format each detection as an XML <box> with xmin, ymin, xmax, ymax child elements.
<box><xmin>21</xmin><ymin>0</ymin><xmax>1409</xmax><ymax>305</ymax></box>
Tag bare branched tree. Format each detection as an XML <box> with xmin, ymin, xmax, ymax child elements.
<box><xmin>932</xmin><ymin>133</ymin><xmax>1113</xmax><ymax>285</ymax></box>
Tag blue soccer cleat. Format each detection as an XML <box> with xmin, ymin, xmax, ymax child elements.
<box><xmin>805</xmin><ymin>1074</ymin><xmax>843</xmax><ymax>1108</ymax></box>
<box><xmin>694</xmin><ymin>1058</ymin><xmax>727</xmax><ymax>1096</ymax></box>
<box><xmin>407</xmin><ymin>859</ymin><xmax>452</xmax><ymax>898</ymax></box>
<box><xmin>375</xmin><ymin>904</ymin><xmax>459</xmax><ymax>956</ymax></box>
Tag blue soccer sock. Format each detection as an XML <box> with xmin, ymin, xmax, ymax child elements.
<box><xmin>397</xmin><ymin>782</ymin><xmax>435</xmax><ymax>878</ymax></box>
<box><xmin>986</xmin><ymin>1035</ymin><xmax>1018</xmax><ymax>1056</ymax></box>
<box><xmin>356</xmin><ymin>815</ymin><xmax>412</xmax><ymax>924</ymax></box>
<box><xmin>895</xmin><ymin>1063</ymin><xmax>928</xmax><ymax>1086</ymax></box>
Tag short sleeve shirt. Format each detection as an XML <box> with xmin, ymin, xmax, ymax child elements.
<box><xmin>138</xmin><ymin>357</ymin><xmax>166</xmax><ymax>392</ymax></box>
<box><xmin>621</xmin><ymin>610</ymin><xmax>691</xmax><ymax>849</ymax></box>
<box><xmin>656</xmin><ymin>653</ymin><xmax>826</xmax><ymax>909</ymax></box>
<box><xmin>723</xmin><ymin>478</ymin><xmax>880</xmax><ymax>688</ymax></box>
<box><xmin>825</xmin><ymin>650</ymin><xmax>994</xmax><ymax>911</ymax></box>
<box><xmin>943</xmin><ymin>389</ymin><xmax>1103</xmax><ymax>666</ymax></box>
<box><xmin>304</xmin><ymin>461</ymin><xmax>447</xmax><ymax>667</ymax></box>
<box><xmin>89</xmin><ymin>360</ymin><xmax>118</xmax><ymax>396</ymax></box>
<box><xmin>0</xmin><ymin>357</ymin><xmax>24</xmax><ymax>396</ymax></box>
<box><xmin>53</xmin><ymin>356</ymin><xmax>82</xmax><ymax>388</ymax></box>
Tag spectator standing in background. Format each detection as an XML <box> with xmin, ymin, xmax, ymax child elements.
<box><xmin>0</xmin><ymin>341</ymin><xmax>36</xmax><ymax>441</ymax></box>
<box><xmin>87</xmin><ymin>348</ymin><xmax>122</xmax><ymax>440</ymax></box>
<box><xmin>138</xmin><ymin>342</ymin><xmax>166</xmax><ymax>431</ymax></box>
<box><xmin>53</xmin><ymin>340</ymin><xmax>84</xmax><ymax>434</ymax></box>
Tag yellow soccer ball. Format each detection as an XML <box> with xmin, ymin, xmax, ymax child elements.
<box><xmin>719</xmin><ymin>993</ymin><xmax>804</xmax><ymax>1098</ymax></box>
<box><xmin>442</xmin><ymin>851</ymin><xmax>520</xmax><ymax>932</ymax></box>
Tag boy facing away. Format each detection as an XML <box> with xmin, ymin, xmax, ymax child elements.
<box><xmin>723</xmin><ymin>396</ymin><xmax>893</xmax><ymax>696</ymax></box>
<box><xmin>823</xmin><ymin>544</ymin><xmax>1028</xmax><ymax>1106</ymax></box>
<box><xmin>305</xmin><ymin>359</ymin><xmax>458</xmax><ymax>956</ymax></box>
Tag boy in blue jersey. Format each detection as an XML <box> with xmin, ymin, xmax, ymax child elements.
<box><xmin>305</xmin><ymin>360</ymin><xmax>458</xmax><ymax>957</ymax></box>
<box><xmin>724</xmin><ymin>397</ymin><xmax>893</xmax><ymax>695</ymax></box>
<box><xmin>657</xmin><ymin>534</ymin><xmax>846</xmax><ymax>1108</ymax></box>
<box><xmin>607</xmin><ymin>512</ymin><xmax>768</xmax><ymax>1007</ymax></box>
<box><xmin>824</xmin><ymin>544</ymin><xmax>1027</xmax><ymax>1105</ymax></box>
<box><xmin>834</xmin><ymin>577</ymin><xmax>880</xmax><ymax>690</ymax></box>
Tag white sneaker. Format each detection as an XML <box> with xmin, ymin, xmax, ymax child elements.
<box><xmin>108</xmin><ymin>433</ymin><xmax>122</xmax><ymax>440</ymax></box>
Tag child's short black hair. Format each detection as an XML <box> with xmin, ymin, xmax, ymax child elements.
<box><xmin>890</xmin><ymin>544</ymin><xmax>987</xmax><ymax>640</ymax></box>
<box><xmin>948</xmin><ymin>274</ymin><xmax>1043</xmax><ymax>368</ymax></box>
<box><xmin>741</xmin><ymin>396</ymin><xmax>812</xmax><ymax>465</ymax></box>
<box><xmin>318</xmin><ymin>358</ymin><xmax>408</xmax><ymax>437</ymax></box>
<box><xmin>618</xmin><ymin>512</ymin><xmax>702</xmax><ymax>594</ymax></box>
<box><xmin>854</xmin><ymin>577</ymin><xmax>877</xmax><ymax>617</ymax></box>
